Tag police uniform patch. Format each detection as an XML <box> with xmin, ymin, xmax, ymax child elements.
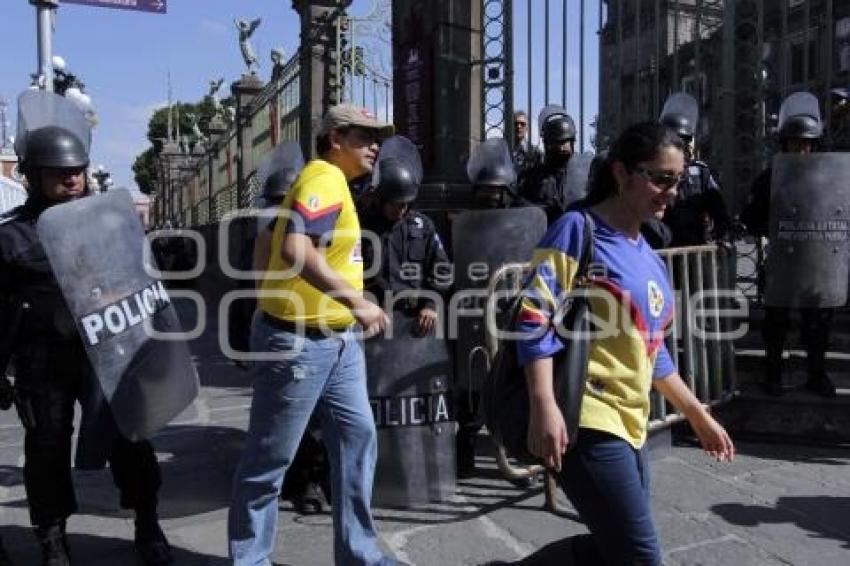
<box><xmin>648</xmin><ymin>280</ymin><xmax>664</xmax><ymax>318</ymax></box>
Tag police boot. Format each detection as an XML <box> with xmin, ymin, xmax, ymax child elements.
<box><xmin>134</xmin><ymin>512</ymin><xmax>172</xmax><ymax>566</ymax></box>
<box><xmin>805</xmin><ymin>352</ymin><xmax>836</xmax><ymax>398</ymax></box>
<box><xmin>34</xmin><ymin>522</ymin><xmax>69</xmax><ymax>566</ymax></box>
<box><xmin>291</xmin><ymin>481</ymin><xmax>327</xmax><ymax>515</ymax></box>
<box><xmin>762</xmin><ymin>355</ymin><xmax>785</xmax><ymax>396</ymax></box>
<box><xmin>0</xmin><ymin>534</ymin><xmax>13</xmax><ymax>566</ymax></box>
<box><xmin>456</xmin><ymin>430</ymin><xmax>477</xmax><ymax>479</ymax></box>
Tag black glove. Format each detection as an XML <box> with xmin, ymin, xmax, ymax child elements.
<box><xmin>0</xmin><ymin>375</ymin><xmax>13</xmax><ymax>411</ymax></box>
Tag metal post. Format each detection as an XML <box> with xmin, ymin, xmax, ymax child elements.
<box><xmin>527</xmin><ymin>0</ymin><xmax>532</xmax><ymax>144</ymax></box>
<box><xmin>562</xmin><ymin>0</ymin><xmax>567</xmax><ymax>108</ymax></box>
<box><xmin>544</xmin><ymin>0</ymin><xmax>550</xmax><ymax>104</ymax></box>
<box><xmin>616</xmin><ymin>0</ymin><xmax>623</xmax><ymax>134</ymax></box>
<box><xmin>825</xmin><ymin>0</ymin><xmax>834</xmax><ymax>135</ymax></box>
<box><xmin>635</xmin><ymin>0</ymin><xmax>641</xmax><ymax>119</ymax></box>
<box><xmin>654</xmin><ymin>0</ymin><xmax>660</xmax><ymax>117</ymax></box>
<box><xmin>335</xmin><ymin>11</ymin><xmax>342</xmax><ymax>104</ymax></box>
<box><xmin>580</xmin><ymin>0</ymin><xmax>585</xmax><ymax>151</ymax></box>
<box><xmin>672</xmin><ymin>0</ymin><xmax>680</xmax><ymax>89</ymax></box>
<box><xmin>31</xmin><ymin>0</ymin><xmax>58</xmax><ymax>92</ymax></box>
<box><xmin>207</xmin><ymin>149</ymin><xmax>214</xmax><ymax>224</ymax></box>
<box><xmin>804</xmin><ymin>0</ymin><xmax>811</xmax><ymax>90</ymax></box>
<box><xmin>780</xmin><ymin>0</ymin><xmax>788</xmax><ymax>96</ymax></box>
<box><xmin>695</xmin><ymin>0</ymin><xmax>702</xmax><ymax>108</ymax></box>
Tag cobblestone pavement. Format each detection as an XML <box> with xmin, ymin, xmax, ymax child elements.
<box><xmin>2</xmin><ymin>301</ymin><xmax>849</xmax><ymax>565</ymax></box>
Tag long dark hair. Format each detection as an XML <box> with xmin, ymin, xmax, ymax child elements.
<box><xmin>583</xmin><ymin>121</ymin><xmax>685</xmax><ymax>207</ymax></box>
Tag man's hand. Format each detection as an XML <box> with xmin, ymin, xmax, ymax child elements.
<box><xmin>416</xmin><ymin>307</ymin><xmax>438</xmax><ymax>336</ymax></box>
<box><xmin>352</xmin><ymin>298</ymin><xmax>390</xmax><ymax>338</ymax></box>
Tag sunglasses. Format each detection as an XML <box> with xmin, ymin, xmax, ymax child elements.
<box><xmin>631</xmin><ymin>165</ymin><xmax>685</xmax><ymax>191</ymax></box>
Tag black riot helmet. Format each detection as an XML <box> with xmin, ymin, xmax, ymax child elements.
<box><xmin>779</xmin><ymin>115</ymin><xmax>822</xmax><ymax>141</ymax></box>
<box><xmin>19</xmin><ymin>125</ymin><xmax>89</xmax><ymax>173</ymax></box>
<box><xmin>777</xmin><ymin>92</ymin><xmax>823</xmax><ymax>148</ymax></box>
<box><xmin>261</xmin><ymin>168</ymin><xmax>299</xmax><ymax>202</ymax></box>
<box><xmin>541</xmin><ymin>114</ymin><xmax>577</xmax><ymax>144</ymax></box>
<box><xmin>376</xmin><ymin>158</ymin><xmax>418</xmax><ymax>203</ymax></box>
<box><xmin>659</xmin><ymin>113</ymin><xmax>694</xmax><ymax>139</ymax></box>
<box><xmin>471</xmin><ymin>163</ymin><xmax>515</xmax><ymax>187</ymax></box>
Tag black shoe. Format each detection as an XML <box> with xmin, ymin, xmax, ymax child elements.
<box><xmin>34</xmin><ymin>523</ymin><xmax>70</xmax><ymax>566</ymax></box>
<box><xmin>291</xmin><ymin>482</ymin><xmax>326</xmax><ymax>515</ymax></box>
<box><xmin>805</xmin><ymin>374</ymin><xmax>837</xmax><ymax>398</ymax></box>
<box><xmin>761</xmin><ymin>379</ymin><xmax>785</xmax><ymax>397</ymax></box>
<box><xmin>135</xmin><ymin>522</ymin><xmax>172</xmax><ymax>566</ymax></box>
<box><xmin>0</xmin><ymin>536</ymin><xmax>14</xmax><ymax>566</ymax></box>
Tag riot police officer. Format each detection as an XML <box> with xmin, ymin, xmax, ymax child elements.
<box><xmin>516</xmin><ymin>106</ymin><xmax>579</xmax><ymax>224</ymax></box>
<box><xmin>658</xmin><ymin>92</ymin><xmax>732</xmax><ymax>246</ymax></box>
<box><xmin>359</xmin><ymin>137</ymin><xmax>449</xmax><ymax>331</ymax></box>
<box><xmin>468</xmin><ymin>137</ymin><xmax>520</xmax><ymax>210</ymax></box>
<box><xmin>0</xmin><ymin>92</ymin><xmax>171</xmax><ymax>565</ymax></box>
<box><xmin>511</xmin><ymin>110</ymin><xmax>542</xmax><ymax>176</ymax></box>
<box><xmin>740</xmin><ymin>92</ymin><xmax>837</xmax><ymax>397</ymax></box>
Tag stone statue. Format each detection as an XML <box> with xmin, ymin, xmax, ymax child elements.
<box><xmin>235</xmin><ymin>18</ymin><xmax>262</xmax><ymax>74</ymax></box>
<box><xmin>185</xmin><ymin>112</ymin><xmax>207</xmax><ymax>148</ymax></box>
<box><xmin>270</xmin><ymin>47</ymin><xmax>286</xmax><ymax>81</ymax></box>
<box><xmin>207</xmin><ymin>78</ymin><xmax>226</xmax><ymax>122</ymax></box>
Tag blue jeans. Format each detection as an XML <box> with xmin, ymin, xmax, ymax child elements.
<box><xmin>558</xmin><ymin>428</ymin><xmax>661</xmax><ymax>565</ymax></box>
<box><xmin>228</xmin><ymin>316</ymin><xmax>393</xmax><ymax>566</ymax></box>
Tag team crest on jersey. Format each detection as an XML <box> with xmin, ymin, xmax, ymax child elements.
<box><xmin>648</xmin><ymin>280</ymin><xmax>664</xmax><ymax>318</ymax></box>
<box><xmin>350</xmin><ymin>240</ymin><xmax>363</xmax><ymax>263</ymax></box>
<box><xmin>307</xmin><ymin>195</ymin><xmax>320</xmax><ymax>210</ymax></box>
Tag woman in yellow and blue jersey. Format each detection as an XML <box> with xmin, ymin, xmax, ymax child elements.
<box><xmin>517</xmin><ymin>122</ymin><xmax>735</xmax><ymax>565</ymax></box>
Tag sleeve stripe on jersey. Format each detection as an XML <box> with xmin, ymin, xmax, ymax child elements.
<box><xmin>292</xmin><ymin>201</ymin><xmax>343</xmax><ymax>221</ymax></box>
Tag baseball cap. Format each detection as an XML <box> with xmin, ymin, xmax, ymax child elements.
<box><xmin>318</xmin><ymin>104</ymin><xmax>395</xmax><ymax>139</ymax></box>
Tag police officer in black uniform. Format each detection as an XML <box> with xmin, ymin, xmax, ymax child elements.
<box><xmin>0</xmin><ymin>119</ymin><xmax>171</xmax><ymax>564</ymax></box>
<box><xmin>740</xmin><ymin>95</ymin><xmax>836</xmax><ymax>398</ymax></box>
<box><xmin>358</xmin><ymin>159</ymin><xmax>449</xmax><ymax>333</ymax></box>
<box><xmin>658</xmin><ymin>94</ymin><xmax>732</xmax><ymax>246</ymax></box>
<box><xmin>516</xmin><ymin>107</ymin><xmax>578</xmax><ymax>224</ymax></box>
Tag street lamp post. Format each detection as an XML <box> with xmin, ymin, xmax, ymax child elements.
<box><xmin>30</xmin><ymin>0</ymin><xmax>59</xmax><ymax>92</ymax></box>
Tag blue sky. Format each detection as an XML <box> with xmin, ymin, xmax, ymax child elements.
<box><xmin>0</xmin><ymin>0</ymin><xmax>601</xmax><ymax>190</ymax></box>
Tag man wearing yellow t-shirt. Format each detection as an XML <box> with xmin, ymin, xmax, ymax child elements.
<box><xmin>229</xmin><ymin>105</ymin><xmax>401</xmax><ymax>566</ymax></box>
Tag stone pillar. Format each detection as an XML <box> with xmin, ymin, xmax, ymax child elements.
<box><xmin>231</xmin><ymin>73</ymin><xmax>265</xmax><ymax>207</ymax></box>
<box><xmin>292</xmin><ymin>1</ymin><xmax>351</xmax><ymax>158</ymax></box>
<box><xmin>206</xmin><ymin>117</ymin><xmax>227</xmax><ymax>222</ymax></box>
<box><xmin>392</xmin><ymin>0</ymin><xmax>483</xmax><ymax>183</ymax></box>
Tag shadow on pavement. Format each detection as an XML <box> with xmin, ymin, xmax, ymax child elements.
<box><xmin>0</xmin><ymin>425</ymin><xmax>246</xmax><ymax>521</ymax></box>
<box><xmin>481</xmin><ymin>537</ymin><xmax>575</xmax><ymax>565</ymax></box>
<box><xmin>0</xmin><ymin>524</ymin><xmax>230</xmax><ymax>566</ymax></box>
<box><xmin>712</xmin><ymin>496</ymin><xmax>850</xmax><ymax>549</ymax></box>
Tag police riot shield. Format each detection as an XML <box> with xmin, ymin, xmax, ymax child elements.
<box><xmin>565</xmin><ymin>151</ymin><xmax>594</xmax><ymax>203</ymax></box>
<box><xmin>36</xmin><ymin>190</ymin><xmax>199</xmax><ymax>440</ymax></box>
<box><xmin>372</xmin><ymin>135</ymin><xmax>423</xmax><ymax>187</ymax></box>
<box><xmin>365</xmin><ymin>310</ymin><xmax>454</xmax><ymax>507</ymax></box>
<box><xmin>466</xmin><ymin>138</ymin><xmax>516</xmax><ymax>186</ymax></box>
<box><xmin>778</xmin><ymin>92</ymin><xmax>822</xmax><ymax>132</ymax></box>
<box><xmin>659</xmin><ymin>92</ymin><xmax>699</xmax><ymax>132</ymax></box>
<box><xmin>15</xmin><ymin>89</ymin><xmax>91</xmax><ymax>161</ymax></box>
<box><xmin>451</xmin><ymin>207</ymin><xmax>547</xmax><ymax>411</ymax></box>
<box><xmin>256</xmin><ymin>140</ymin><xmax>304</xmax><ymax>203</ymax></box>
<box><xmin>765</xmin><ymin>153</ymin><xmax>850</xmax><ymax>308</ymax></box>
